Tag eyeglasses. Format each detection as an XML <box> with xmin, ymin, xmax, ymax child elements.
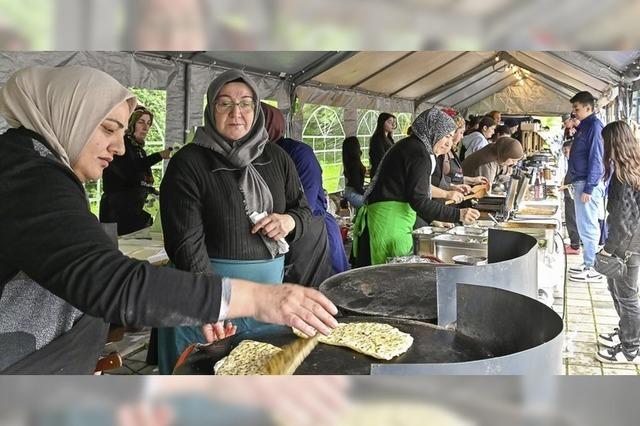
<box><xmin>214</xmin><ymin>99</ymin><xmax>256</xmax><ymax>114</ymax></box>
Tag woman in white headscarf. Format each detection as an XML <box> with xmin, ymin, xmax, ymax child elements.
<box><xmin>352</xmin><ymin>108</ymin><xmax>480</xmax><ymax>266</ymax></box>
<box><xmin>0</xmin><ymin>65</ymin><xmax>337</xmax><ymax>374</ymax></box>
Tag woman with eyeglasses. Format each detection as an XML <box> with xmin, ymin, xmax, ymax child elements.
<box><xmin>0</xmin><ymin>66</ymin><xmax>337</xmax><ymax>374</ymax></box>
<box><xmin>156</xmin><ymin>70</ymin><xmax>312</xmax><ymax>373</ymax></box>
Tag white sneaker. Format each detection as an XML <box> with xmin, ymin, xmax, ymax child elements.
<box><xmin>598</xmin><ymin>328</ymin><xmax>621</xmax><ymax>348</ymax></box>
<box><xmin>568</xmin><ymin>263</ymin><xmax>586</xmax><ymax>273</ymax></box>
<box><xmin>569</xmin><ymin>266</ymin><xmax>603</xmax><ymax>282</ymax></box>
<box><xmin>596</xmin><ymin>345</ymin><xmax>640</xmax><ymax>364</ymax></box>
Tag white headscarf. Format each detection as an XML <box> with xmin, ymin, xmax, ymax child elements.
<box><xmin>0</xmin><ymin>65</ymin><xmax>137</xmax><ymax>168</ymax></box>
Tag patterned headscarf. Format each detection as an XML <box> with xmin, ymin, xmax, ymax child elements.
<box><xmin>411</xmin><ymin>107</ymin><xmax>457</xmax><ymax>155</ymax></box>
<box><xmin>364</xmin><ymin>107</ymin><xmax>456</xmax><ymax>202</ymax></box>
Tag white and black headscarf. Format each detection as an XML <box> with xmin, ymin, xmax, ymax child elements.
<box><xmin>193</xmin><ymin>69</ymin><xmax>281</xmax><ymax>258</ymax></box>
<box><xmin>364</xmin><ymin>107</ymin><xmax>456</xmax><ymax>202</ymax></box>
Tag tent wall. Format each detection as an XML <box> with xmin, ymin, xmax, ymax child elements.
<box><xmin>0</xmin><ymin>51</ymin><xmax>186</xmax><ymax>148</ymax></box>
<box><xmin>466</xmin><ymin>79</ymin><xmax>571</xmax><ymax>116</ymax></box>
<box><xmin>293</xmin><ymin>84</ymin><xmax>414</xmax><ymax>140</ymax></box>
<box><xmin>1</xmin><ymin>50</ymin><xmax>639</xmax><ymax>145</ymax></box>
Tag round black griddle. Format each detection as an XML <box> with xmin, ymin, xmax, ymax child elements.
<box><xmin>173</xmin><ymin>316</ymin><xmax>493</xmax><ymax>375</ymax></box>
<box><xmin>319</xmin><ymin>264</ymin><xmax>451</xmax><ymax>321</ymax></box>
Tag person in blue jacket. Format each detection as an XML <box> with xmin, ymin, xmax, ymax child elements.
<box><xmin>567</xmin><ymin>91</ymin><xmax>606</xmax><ymax>282</ymax></box>
<box><xmin>261</xmin><ymin>103</ymin><xmax>349</xmax><ymax>285</ymax></box>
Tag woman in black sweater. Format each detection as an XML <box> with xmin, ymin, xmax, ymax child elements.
<box><xmin>368</xmin><ymin>112</ymin><xmax>396</xmax><ymax>178</ymax></box>
<box><xmin>0</xmin><ymin>65</ymin><xmax>336</xmax><ymax>374</ymax></box>
<box><xmin>595</xmin><ymin>121</ymin><xmax>640</xmax><ymax>365</ymax></box>
<box><xmin>157</xmin><ymin>70</ymin><xmax>313</xmax><ymax>373</ymax></box>
<box><xmin>342</xmin><ymin>136</ymin><xmax>366</xmax><ymax>207</ymax></box>
<box><xmin>100</xmin><ymin>106</ymin><xmax>171</xmax><ymax>235</ymax></box>
<box><xmin>353</xmin><ymin>108</ymin><xmax>480</xmax><ymax>266</ymax></box>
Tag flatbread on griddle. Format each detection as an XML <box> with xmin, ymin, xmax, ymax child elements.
<box><xmin>275</xmin><ymin>402</ymin><xmax>475</xmax><ymax>426</ymax></box>
<box><xmin>214</xmin><ymin>340</ymin><xmax>281</xmax><ymax>375</ymax></box>
<box><xmin>294</xmin><ymin>322</ymin><xmax>413</xmax><ymax>360</ymax></box>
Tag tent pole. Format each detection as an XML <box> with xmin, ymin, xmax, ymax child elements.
<box><xmin>183</xmin><ymin>62</ymin><xmax>191</xmax><ymax>145</ymax></box>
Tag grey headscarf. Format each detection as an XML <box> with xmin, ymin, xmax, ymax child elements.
<box><xmin>364</xmin><ymin>107</ymin><xmax>456</xmax><ymax>202</ymax></box>
<box><xmin>193</xmin><ymin>69</ymin><xmax>281</xmax><ymax>257</ymax></box>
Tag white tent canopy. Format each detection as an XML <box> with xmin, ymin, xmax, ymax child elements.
<box><xmin>1</xmin><ymin>50</ymin><xmax>639</xmax><ymax>142</ymax></box>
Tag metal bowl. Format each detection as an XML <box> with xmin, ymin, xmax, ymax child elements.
<box><xmin>452</xmin><ymin>255</ymin><xmax>488</xmax><ymax>266</ymax></box>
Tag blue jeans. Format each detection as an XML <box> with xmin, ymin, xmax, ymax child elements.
<box><xmin>344</xmin><ymin>186</ymin><xmax>365</xmax><ymax>208</ymax></box>
<box><xmin>572</xmin><ymin>180</ymin><xmax>605</xmax><ymax>266</ymax></box>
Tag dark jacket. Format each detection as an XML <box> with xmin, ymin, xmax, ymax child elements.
<box><xmin>567</xmin><ymin>113</ymin><xmax>605</xmax><ymax>194</ymax></box>
<box><xmin>369</xmin><ymin>133</ymin><xmax>394</xmax><ymax>178</ymax></box>
<box><xmin>603</xmin><ymin>174</ymin><xmax>640</xmax><ymax>256</ymax></box>
<box><xmin>276</xmin><ymin>138</ymin><xmax>349</xmax><ymax>276</ymax></box>
<box><xmin>100</xmin><ymin>135</ymin><xmax>163</xmax><ymax>235</ymax></box>
<box><xmin>0</xmin><ymin>128</ymin><xmax>224</xmax><ymax>373</ymax></box>
<box><xmin>160</xmin><ymin>142</ymin><xmax>311</xmax><ymax>274</ymax></box>
<box><xmin>368</xmin><ymin>136</ymin><xmax>460</xmax><ymax>223</ymax></box>
<box><xmin>343</xmin><ymin>159</ymin><xmax>366</xmax><ymax>195</ymax></box>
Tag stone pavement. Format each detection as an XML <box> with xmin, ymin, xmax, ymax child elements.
<box><xmin>557</xmin><ymin>250</ymin><xmax>640</xmax><ymax>375</ymax></box>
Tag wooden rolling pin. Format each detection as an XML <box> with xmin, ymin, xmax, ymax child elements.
<box><xmin>445</xmin><ymin>184</ymin><xmax>487</xmax><ymax>205</ymax></box>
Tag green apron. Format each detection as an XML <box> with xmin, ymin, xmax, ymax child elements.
<box><xmin>353</xmin><ymin>201</ymin><xmax>417</xmax><ymax>265</ymax></box>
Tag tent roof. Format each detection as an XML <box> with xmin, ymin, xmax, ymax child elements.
<box><xmin>149</xmin><ymin>50</ymin><xmax>640</xmax><ymax>114</ymax></box>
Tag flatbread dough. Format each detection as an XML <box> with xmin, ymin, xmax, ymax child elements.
<box><xmin>214</xmin><ymin>340</ymin><xmax>281</xmax><ymax>375</ymax></box>
<box><xmin>294</xmin><ymin>322</ymin><xmax>413</xmax><ymax>360</ymax></box>
<box><xmin>276</xmin><ymin>402</ymin><xmax>474</xmax><ymax>426</ymax></box>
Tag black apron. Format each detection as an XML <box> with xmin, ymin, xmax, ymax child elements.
<box><xmin>1</xmin><ymin>314</ymin><xmax>108</xmax><ymax>374</ymax></box>
<box><xmin>284</xmin><ymin>215</ymin><xmax>333</xmax><ymax>287</ymax></box>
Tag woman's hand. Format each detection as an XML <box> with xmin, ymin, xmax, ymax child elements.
<box><xmin>460</xmin><ymin>208</ymin><xmax>480</xmax><ymax>225</ymax></box>
<box><xmin>445</xmin><ymin>191</ymin><xmax>465</xmax><ymax>204</ymax></box>
<box><xmin>201</xmin><ymin>320</ymin><xmax>237</xmax><ymax>343</ymax></box>
<box><xmin>227</xmin><ymin>280</ymin><xmax>339</xmax><ymax>338</ymax></box>
<box><xmin>251</xmin><ymin>213</ymin><xmax>295</xmax><ymax>240</ymax></box>
<box><xmin>599</xmin><ymin>249</ymin><xmax>611</xmax><ymax>256</ymax></box>
<box><xmin>466</xmin><ymin>176</ymin><xmax>490</xmax><ymax>187</ymax></box>
<box><xmin>431</xmin><ymin>220</ymin><xmax>455</xmax><ymax>229</ymax></box>
<box><xmin>451</xmin><ymin>184</ymin><xmax>472</xmax><ymax>194</ymax></box>
<box><xmin>159</xmin><ymin>148</ymin><xmax>172</xmax><ymax>160</ymax></box>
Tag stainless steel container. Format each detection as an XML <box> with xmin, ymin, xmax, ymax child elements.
<box><xmin>431</xmin><ymin>234</ymin><xmax>488</xmax><ymax>263</ymax></box>
<box><xmin>446</xmin><ymin>226</ymin><xmax>488</xmax><ymax>237</ymax></box>
<box><xmin>452</xmin><ymin>255</ymin><xmax>488</xmax><ymax>265</ymax></box>
<box><xmin>412</xmin><ymin>226</ymin><xmax>449</xmax><ymax>257</ymax></box>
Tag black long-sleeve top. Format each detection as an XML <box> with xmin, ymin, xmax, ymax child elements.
<box><xmin>367</xmin><ymin>135</ymin><xmax>461</xmax><ymax>223</ymax></box>
<box><xmin>604</xmin><ymin>174</ymin><xmax>640</xmax><ymax>256</ymax></box>
<box><xmin>160</xmin><ymin>143</ymin><xmax>311</xmax><ymax>274</ymax></box>
<box><xmin>343</xmin><ymin>160</ymin><xmax>366</xmax><ymax>195</ymax></box>
<box><xmin>369</xmin><ymin>133</ymin><xmax>394</xmax><ymax>178</ymax></box>
<box><xmin>0</xmin><ymin>128</ymin><xmax>226</xmax><ymax>360</ymax></box>
<box><xmin>102</xmin><ymin>135</ymin><xmax>163</xmax><ymax>193</ymax></box>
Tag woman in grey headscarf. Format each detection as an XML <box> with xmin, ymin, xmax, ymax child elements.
<box><xmin>353</xmin><ymin>107</ymin><xmax>480</xmax><ymax>266</ymax></box>
<box><xmin>157</xmin><ymin>70</ymin><xmax>312</xmax><ymax>374</ymax></box>
<box><xmin>0</xmin><ymin>65</ymin><xmax>336</xmax><ymax>374</ymax></box>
